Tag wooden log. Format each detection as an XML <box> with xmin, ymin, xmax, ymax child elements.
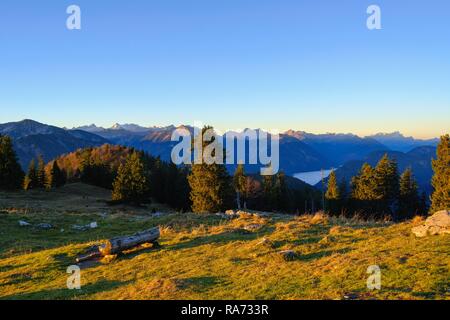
<box><xmin>98</xmin><ymin>227</ymin><xmax>160</xmax><ymax>256</ymax></box>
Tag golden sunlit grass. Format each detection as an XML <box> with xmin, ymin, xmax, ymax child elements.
<box><xmin>0</xmin><ymin>184</ymin><xmax>449</xmax><ymax>300</ymax></box>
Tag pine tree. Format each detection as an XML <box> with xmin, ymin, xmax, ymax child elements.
<box><xmin>430</xmin><ymin>134</ymin><xmax>450</xmax><ymax>213</ymax></box>
<box><xmin>0</xmin><ymin>135</ymin><xmax>24</xmax><ymax>190</ymax></box>
<box><xmin>188</xmin><ymin>126</ymin><xmax>233</xmax><ymax>213</ymax></box>
<box><xmin>351</xmin><ymin>163</ymin><xmax>377</xmax><ymax>200</ymax></box>
<box><xmin>46</xmin><ymin>161</ymin><xmax>66</xmax><ymax>189</ymax></box>
<box><xmin>374</xmin><ymin>154</ymin><xmax>400</xmax><ymax>215</ymax></box>
<box><xmin>398</xmin><ymin>167</ymin><xmax>420</xmax><ymax>219</ymax></box>
<box><xmin>326</xmin><ymin>171</ymin><xmax>341</xmax><ymax>215</ymax></box>
<box><xmin>262</xmin><ymin>174</ymin><xmax>275</xmax><ymax>211</ymax></box>
<box><xmin>325</xmin><ymin>171</ymin><xmax>340</xmax><ymax>200</ymax></box>
<box><xmin>36</xmin><ymin>155</ymin><xmax>47</xmax><ymax>189</ymax></box>
<box><xmin>233</xmin><ymin>164</ymin><xmax>246</xmax><ymax>209</ymax></box>
<box><xmin>273</xmin><ymin>171</ymin><xmax>289</xmax><ymax>212</ymax></box>
<box><xmin>112</xmin><ymin>152</ymin><xmax>150</xmax><ymax>204</ymax></box>
<box><xmin>23</xmin><ymin>159</ymin><xmax>38</xmax><ymax>191</ymax></box>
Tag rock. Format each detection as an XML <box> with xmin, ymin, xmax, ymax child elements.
<box><xmin>36</xmin><ymin>223</ymin><xmax>53</xmax><ymax>230</ymax></box>
<box><xmin>279</xmin><ymin>250</ymin><xmax>297</xmax><ymax>261</ymax></box>
<box><xmin>217</xmin><ymin>211</ymin><xmax>239</xmax><ymax>219</ymax></box>
<box><xmin>412</xmin><ymin>210</ymin><xmax>450</xmax><ymax>237</ymax></box>
<box><xmin>73</xmin><ymin>222</ymin><xmax>98</xmax><ymax>231</ymax></box>
<box><xmin>244</xmin><ymin>224</ymin><xmax>263</xmax><ymax>232</ymax></box>
<box><xmin>19</xmin><ymin>220</ymin><xmax>31</xmax><ymax>227</ymax></box>
<box><xmin>236</xmin><ymin>210</ymin><xmax>270</xmax><ymax>218</ymax></box>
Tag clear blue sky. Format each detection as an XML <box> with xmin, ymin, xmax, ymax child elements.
<box><xmin>1</xmin><ymin>0</ymin><xmax>449</xmax><ymax>138</ymax></box>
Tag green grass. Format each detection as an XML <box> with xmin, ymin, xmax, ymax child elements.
<box><xmin>0</xmin><ymin>184</ymin><xmax>449</xmax><ymax>300</ymax></box>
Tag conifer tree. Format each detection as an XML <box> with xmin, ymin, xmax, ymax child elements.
<box><xmin>261</xmin><ymin>174</ymin><xmax>274</xmax><ymax>211</ymax></box>
<box><xmin>325</xmin><ymin>171</ymin><xmax>340</xmax><ymax>200</ymax></box>
<box><xmin>46</xmin><ymin>161</ymin><xmax>66</xmax><ymax>189</ymax></box>
<box><xmin>430</xmin><ymin>134</ymin><xmax>450</xmax><ymax>213</ymax></box>
<box><xmin>273</xmin><ymin>171</ymin><xmax>289</xmax><ymax>212</ymax></box>
<box><xmin>233</xmin><ymin>164</ymin><xmax>246</xmax><ymax>209</ymax></box>
<box><xmin>23</xmin><ymin>159</ymin><xmax>38</xmax><ymax>191</ymax></box>
<box><xmin>374</xmin><ymin>154</ymin><xmax>400</xmax><ymax>215</ymax></box>
<box><xmin>0</xmin><ymin>135</ymin><xmax>24</xmax><ymax>190</ymax></box>
<box><xmin>351</xmin><ymin>163</ymin><xmax>377</xmax><ymax>200</ymax></box>
<box><xmin>326</xmin><ymin>171</ymin><xmax>341</xmax><ymax>215</ymax></box>
<box><xmin>36</xmin><ymin>155</ymin><xmax>47</xmax><ymax>189</ymax></box>
<box><xmin>112</xmin><ymin>152</ymin><xmax>150</xmax><ymax>204</ymax></box>
<box><xmin>398</xmin><ymin>167</ymin><xmax>420</xmax><ymax>219</ymax></box>
<box><xmin>188</xmin><ymin>126</ymin><xmax>233</xmax><ymax>213</ymax></box>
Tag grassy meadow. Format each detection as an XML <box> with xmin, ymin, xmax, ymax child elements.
<box><xmin>0</xmin><ymin>183</ymin><xmax>449</xmax><ymax>300</ymax></box>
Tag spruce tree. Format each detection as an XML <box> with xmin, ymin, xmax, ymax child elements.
<box><xmin>398</xmin><ymin>167</ymin><xmax>420</xmax><ymax>219</ymax></box>
<box><xmin>23</xmin><ymin>159</ymin><xmax>38</xmax><ymax>191</ymax></box>
<box><xmin>326</xmin><ymin>171</ymin><xmax>341</xmax><ymax>215</ymax></box>
<box><xmin>188</xmin><ymin>126</ymin><xmax>233</xmax><ymax>213</ymax></box>
<box><xmin>262</xmin><ymin>174</ymin><xmax>275</xmax><ymax>211</ymax></box>
<box><xmin>325</xmin><ymin>171</ymin><xmax>340</xmax><ymax>200</ymax></box>
<box><xmin>273</xmin><ymin>171</ymin><xmax>289</xmax><ymax>212</ymax></box>
<box><xmin>233</xmin><ymin>164</ymin><xmax>246</xmax><ymax>209</ymax></box>
<box><xmin>430</xmin><ymin>134</ymin><xmax>450</xmax><ymax>213</ymax></box>
<box><xmin>112</xmin><ymin>152</ymin><xmax>150</xmax><ymax>204</ymax></box>
<box><xmin>351</xmin><ymin>163</ymin><xmax>377</xmax><ymax>200</ymax></box>
<box><xmin>36</xmin><ymin>155</ymin><xmax>47</xmax><ymax>189</ymax></box>
<box><xmin>0</xmin><ymin>135</ymin><xmax>24</xmax><ymax>190</ymax></box>
<box><xmin>374</xmin><ymin>154</ymin><xmax>400</xmax><ymax>215</ymax></box>
<box><xmin>46</xmin><ymin>161</ymin><xmax>66</xmax><ymax>189</ymax></box>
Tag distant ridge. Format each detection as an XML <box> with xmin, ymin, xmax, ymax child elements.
<box><xmin>1</xmin><ymin>120</ymin><xmax>440</xmax><ymax>182</ymax></box>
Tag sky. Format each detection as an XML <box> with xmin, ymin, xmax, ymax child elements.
<box><xmin>0</xmin><ymin>0</ymin><xmax>449</xmax><ymax>139</ymax></box>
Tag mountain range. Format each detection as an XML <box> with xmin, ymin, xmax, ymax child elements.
<box><xmin>0</xmin><ymin>120</ymin><xmax>439</xmax><ymax>191</ymax></box>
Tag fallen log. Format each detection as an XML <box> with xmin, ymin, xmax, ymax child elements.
<box><xmin>76</xmin><ymin>227</ymin><xmax>160</xmax><ymax>263</ymax></box>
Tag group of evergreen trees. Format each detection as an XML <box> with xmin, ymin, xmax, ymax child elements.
<box><xmin>1</xmin><ymin>131</ymin><xmax>449</xmax><ymax>218</ymax></box>
<box><xmin>0</xmin><ymin>135</ymin><xmax>66</xmax><ymax>191</ymax></box>
<box><xmin>110</xmin><ymin>150</ymin><xmax>191</xmax><ymax>210</ymax></box>
<box><xmin>325</xmin><ymin>155</ymin><xmax>426</xmax><ymax>220</ymax></box>
<box><xmin>23</xmin><ymin>156</ymin><xmax>66</xmax><ymax>190</ymax></box>
<box><xmin>325</xmin><ymin>134</ymin><xmax>449</xmax><ymax>220</ymax></box>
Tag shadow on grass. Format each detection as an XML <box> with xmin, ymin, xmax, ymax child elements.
<box><xmin>0</xmin><ymin>279</ymin><xmax>130</xmax><ymax>300</ymax></box>
<box><xmin>298</xmin><ymin>247</ymin><xmax>353</xmax><ymax>262</ymax></box>
<box><xmin>165</xmin><ymin>226</ymin><xmax>276</xmax><ymax>251</ymax></box>
<box><xmin>176</xmin><ymin>276</ymin><xmax>225</xmax><ymax>293</ymax></box>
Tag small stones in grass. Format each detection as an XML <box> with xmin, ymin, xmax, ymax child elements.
<box><xmin>72</xmin><ymin>222</ymin><xmax>98</xmax><ymax>231</ymax></box>
<box><xmin>18</xmin><ymin>220</ymin><xmax>31</xmax><ymax>227</ymax></box>
<box><xmin>244</xmin><ymin>224</ymin><xmax>263</xmax><ymax>232</ymax></box>
<box><xmin>36</xmin><ymin>223</ymin><xmax>53</xmax><ymax>230</ymax></box>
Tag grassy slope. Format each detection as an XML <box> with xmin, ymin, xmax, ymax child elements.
<box><xmin>0</xmin><ymin>184</ymin><xmax>449</xmax><ymax>300</ymax></box>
